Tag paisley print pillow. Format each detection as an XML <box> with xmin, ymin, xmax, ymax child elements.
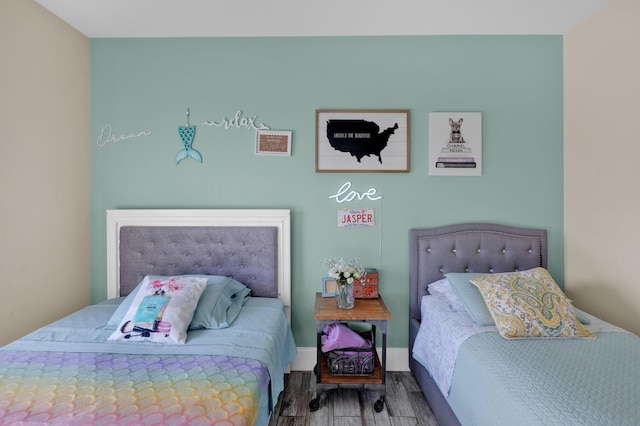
<box><xmin>470</xmin><ymin>268</ymin><xmax>595</xmax><ymax>339</ymax></box>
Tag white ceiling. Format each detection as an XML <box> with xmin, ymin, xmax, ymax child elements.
<box><xmin>35</xmin><ymin>0</ymin><xmax>611</xmax><ymax>38</ymax></box>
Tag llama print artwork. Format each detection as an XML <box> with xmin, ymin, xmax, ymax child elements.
<box><xmin>429</xmin><ymin>112</ymin><xmax>482</xmax><ymax>176</ymax></box>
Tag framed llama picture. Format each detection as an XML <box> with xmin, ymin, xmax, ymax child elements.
<box><xmin>429</xmin><ymin>112</ymin><xmax>482</xmax><ymax>176</ymax></box>
<box><xmin>316</xmin><ymin>110</ymin><xmax>410</xmax><ymax>173</ymax></box>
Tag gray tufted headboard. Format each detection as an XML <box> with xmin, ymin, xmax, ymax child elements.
<box><xmin>106</xmin><ymin>209</ymin><xmax>291</xmax><ymax>308</ymax></box>
<box><xmin>118</xmin><ymin>226</ymin><xmax>278</xmax><ymax>297</ymax></box>
<box><xmin>409</xmin><ymin>223</ymin><xmax>547</xmax><ymax>323</ymax></box>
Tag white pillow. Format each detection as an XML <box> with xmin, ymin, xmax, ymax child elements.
<box><xmin>108</xmin><ymin>275</ymin><xmax>207</xmax><ymax>344</ymax></box>
<box><xmin>428</xmin><ymin>278</ymin><xmax>467</xmax><ymax>312</ymax></box>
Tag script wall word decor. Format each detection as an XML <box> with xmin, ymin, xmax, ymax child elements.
<box><xmin>96</xmin><ymin>124</ymin><xmax>152</xmax><ymax>147</ymax></box>
<box><xmin>316</xmin><ymin>110</ymin><xmax>410</xmax><ymax>173</ymax></box>
<box><xmin>429</xmin><ymin>112</ymin><xmax>482</xmax><ymax>176</ymax></box>
<box><xmin>176</xmin><ymin>109</ymin><xmax>202</xmax><ymax>164</ymax></box>
<box><xmin>202</xmin><ymin>110</ymin><xmax>270</xmax><ymax>131</ymax></box>
<box><xmin>328</xmin><ymin>182</ymin><xmax>382</xmax><ymax>204</ymax></box>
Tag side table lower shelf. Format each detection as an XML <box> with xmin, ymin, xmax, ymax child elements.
<box><xmin>318</xmin><ymin>351</ymin><xmax>383</xmax><ymax>385</ymax></box>
<box><xmin>310</xmin><ymin>293</ymin><xmax>392</xmax><ymax>414</ymax></box>
<box><xmin>309</xmin><ymin>351</ymin><xmax>386</xmax><ymax>413</ymax></box>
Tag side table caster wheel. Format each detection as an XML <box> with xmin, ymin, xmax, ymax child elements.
<box><xmin>374</xmin><ymin>398</ymin><xmax>385</xmax><ymax>412</ymax></box>
<box><xmin>309</xmin><ymin>397</ymin><xmax>320</xmax><ymax>412</ymax></box>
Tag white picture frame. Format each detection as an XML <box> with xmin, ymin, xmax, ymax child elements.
<box><xmin>429</xmin><ymin>112</ymin><xmax>482</xmax><ymax>176</ymax></box>
<box><xmin>255</xmin><ymin>130</ymin><xmax>292</xmax><ymax>156</ymax></box>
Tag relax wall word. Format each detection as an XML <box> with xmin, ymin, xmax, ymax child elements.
<box><xmin>328</xmin><ymin>181</ymin><xmax>383</xmax><ymax>204</ymax></box>
<box><xmin>96</xmin><ymin>124</ymin><xmax>152</xmax><ymax>147</ymax></box>
<box><xmin>202</xmin><ymin>110</ymin><xmax>270</xmax><ymax>131</ymax></box>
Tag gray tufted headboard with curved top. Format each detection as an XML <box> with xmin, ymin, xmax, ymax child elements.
<box><xmin>408</xmin><ymin>222</ymin><xmax>547</xmax><ymax>426</ymax></box>
<box><xmin>106</xmin><ymin>209</ymin><xmax>291</xmax><ymax>310</ymax></box>
<box><xmin>409</xmin><ymin>222</ymin><xmax>547</xmax><ymax>323</ymax></box>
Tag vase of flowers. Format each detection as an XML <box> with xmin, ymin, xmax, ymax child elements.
<box><xmin>335</xmin><ymin>279</ymin><xmax>354</xmax><ymax>309</ymax></box>
<box><xmin>324</xmin><ymin>257</ymin><xmax>366</xmax><ymax>309</ymax></box>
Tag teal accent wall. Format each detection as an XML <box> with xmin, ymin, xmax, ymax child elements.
<box><xmin>91</xmin><ymin>36</ymin><xmax>563</xmax><ymax>348</ymax></box>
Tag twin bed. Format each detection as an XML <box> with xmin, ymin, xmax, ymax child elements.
<box><xmin>0</xmin><ymin>209</ymin><xmax>296</xmax><ymax>425</ymax></box>
<box><xmin>409</xmin><ymin>223</ymin><xmax>640</xmax><ymax>426</ymax></box>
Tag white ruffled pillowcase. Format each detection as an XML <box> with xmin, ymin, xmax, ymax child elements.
<box><xmin>108</xmin><ymin>275</ymin><xmax>207</xmax><ymax>344</ymax></box>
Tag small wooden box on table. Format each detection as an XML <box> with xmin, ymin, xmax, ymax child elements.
<box><xmin>310</xmin><ymin>293</ymin><xmax>392</xmax><ymax>412</ymax></box>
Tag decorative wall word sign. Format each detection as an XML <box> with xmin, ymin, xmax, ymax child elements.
<box><xmin>255</xmin><ymin>130</ymin><xmax>292</xmax><ymax>156</ymax></box>
<box><xmin>328</xmin><ymin>181</ymin><xmax>383</xmax><ymax>204</ymax></box>
<box><xmin>338</xmin><ymin>208</ymin><xmax>375</xmax><ymax>228</ymax></box>
<box><xmin>176</xmin><ymin>109</ymin><xmax>202</xmax><ymax>164</ymax></box>
<box><xmin>96</xmin><ymin>124</ymin><xmax>152</xmax><ymax>147</ymax></box>
<box><xmin>202</xmin><ymin>110</ymin><xmax>270</xmax><ymax>131</ymax></box>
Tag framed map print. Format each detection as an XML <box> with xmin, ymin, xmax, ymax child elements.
<box><xmin>429</xmin><ymin>112</ymin><xmax>482</xmax><ymax>176</ymax></box>
<box><xmin>316</xmin><ymin>110</ymin><xmax>410</xmax><ymax>172</ymax></box>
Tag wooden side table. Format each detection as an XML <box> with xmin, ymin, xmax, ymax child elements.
<box><xmin>310</xmin><ymin>293</ymin><xmax>393</xmax><ymax>412</ymax></box>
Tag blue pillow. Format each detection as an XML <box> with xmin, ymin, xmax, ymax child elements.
<box><xmin>106</xmin><ymin>279</ymin><xmax>144</xmax><ymax>328</ymax></box>
<box><xmin>445</xmin><ymin>272</ymin><xmax>592</xmax><ymax>326</ymax></box>
<box><xmin>445</xmin><ymin>272</ymin><xmax>494</xmax><ymax>326</ymax></box>
<box><xmin>572</xmin><ymin>306</ymin><xmax>592</xmax><ymax>325</ymax></box>
<box><xmin>189</xmin><ymin>276</ymin><xmax>251</xmax><ymax>329</ymax></box>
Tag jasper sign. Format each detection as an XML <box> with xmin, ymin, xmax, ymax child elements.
<box><xmin>338</xmin><ymin>208</ymin><xmax>375</xmax><ymax>228</ymax></box>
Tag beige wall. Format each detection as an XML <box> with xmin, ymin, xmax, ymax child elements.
<box><xmin>0</xmin><ymin>0</ymin><xmax>90</xmax><ymax>346</ymax></box>
<box><xmin>564</xmin><ymin>0</ymin><xmax>640</xmax><ymax>335</ymax></box>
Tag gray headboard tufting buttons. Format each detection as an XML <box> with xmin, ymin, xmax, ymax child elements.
<box><xmin>106</xmin><ymin>209</ymin><xmax>291</xmax><ymax>309</ymax></box>
<box><xmin>118</xmin><ymin>226</ymin><xmax>278</xmax><ymax>297</ymax></box>
<box><xmin>409</xmin><ymin>223</ymin><xmax>547</xmax><ymax>323</ymax></box>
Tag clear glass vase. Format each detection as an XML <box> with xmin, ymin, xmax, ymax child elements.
<box><xmin>335</xmin><ymin>280</ymin><xmax>355</xmax><ymax>309</ymax></box>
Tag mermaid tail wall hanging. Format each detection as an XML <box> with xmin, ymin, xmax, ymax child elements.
<box><xmin>176</xmin><ymin>109</ymin><xmax>202</xmax><ymax>164</ymax></box>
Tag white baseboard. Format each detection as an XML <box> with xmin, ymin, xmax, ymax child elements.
<box><xmin>289</xmin><ymin>347</ymin><xmax>409</xmax><ymax>372</ymax></box>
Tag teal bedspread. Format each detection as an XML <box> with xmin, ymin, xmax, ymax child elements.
<box><xmin>447</xmin><ymin>331</ymin><xmax>640</xmax><ymax>426</ymax></box>
<box><xmin>0</xmin><ymin>297</ymin><xmax>297</xmax><ymax>425</ymax></box>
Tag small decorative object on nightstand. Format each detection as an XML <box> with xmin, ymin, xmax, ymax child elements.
<box><xmin>335</xmin><ymin>279</ymin><xmax>354</xmax><ymax>309</ymax></box>
<box><xmin>354</xmin><ymin>268</ymin><xmax>379</xmax><ymax>298</ymax></box>
<box><xmin>323</xmin><ymin>257</ymin><xmax>365</xmax><ymax>310</ymax></box>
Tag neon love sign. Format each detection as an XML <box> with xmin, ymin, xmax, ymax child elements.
<box><xmin>328</xmin><ymin>182</ymin><xmax>383</xmax><ymax>204</ymax></box>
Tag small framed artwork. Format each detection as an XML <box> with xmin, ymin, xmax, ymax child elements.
<box><xmin>429</xmin><ymin>112</ymin><xmax>482</xmax><ymax>176</ymax></box>
<box><xmin>322</xmin><ymin>277</ymin><xmax>338</xmax><ymax>297</ymax></box>
<box><xmin>255</xmin><ymin>130</ymin><xmax>292</xmax><ymax>156</ymax></box>
<box><xmin>316</xmin><ymin>110</ymin><xmax>410</xmax><ymax>172</ymax></box>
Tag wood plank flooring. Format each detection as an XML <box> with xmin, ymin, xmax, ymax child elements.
<box><xmin>271</xmin><ymin>371</ymin><xmax>439</xmax><ymax>426</ymax></box>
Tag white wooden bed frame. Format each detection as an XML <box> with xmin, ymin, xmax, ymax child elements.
<box><xmin>105</xmin><ymin>209</ymin><xmax>291</xmax><ymax>319</ymax></box>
